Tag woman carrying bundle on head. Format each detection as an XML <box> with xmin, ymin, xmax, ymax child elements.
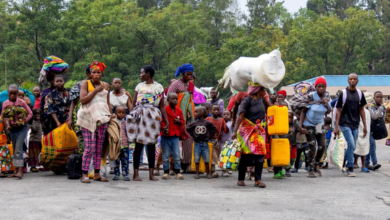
<box><xmin>39</xmin><ymin>55</ymin><xmax>69</xmax><ymax>135</ymax></box>
<box><xmin>232</xmin><ymin>82</ymin><xmax>271</xmax><ymax>188</ymax></box>
<box><xmin>167</xmin><ymin>64</ymin><xmax>195</xmax><ymax>171</ymax></box>
<box><xmin>77</xmin><ymin>62</ymin><xmax>113</xmax><ymax>184</ymax></box>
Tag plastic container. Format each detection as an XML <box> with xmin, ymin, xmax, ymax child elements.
<box><xmin>267</xmin><ymin>105</ymin><xmax>289</xmax><ymax>135</ymax></box>
<box><xmin>271</xmin><ymin>138</ymin><xmax>290</xmax><ymax>167</ymax></box>
<box><xmin>190</xmin><ymin>142</ymin><xmax>213</xmax><ymax>173</ymax></box>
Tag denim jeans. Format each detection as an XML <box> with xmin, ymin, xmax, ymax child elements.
<box><xmin>194</xmin><ymin>141</ymin><xmax>210</xmax><ymax>163</ymax></box>
<box><xmin>340</xmin><ymin>126</ymin><xmax>359</xmax><ymax>170</ymax></box>
<box><xmin>160</xmin><ymin>136</ymin><xmax>181</xmax><ymax>171</ymax></box>
<box><xmin>365</xmin><ymin>134</ymin><xmax>378</xmax><ymax>167</ymax></box>
<box><xmin>9</xmin><ymin>125</ymin><xmax>29</xmax><ymax>168</ymax></box>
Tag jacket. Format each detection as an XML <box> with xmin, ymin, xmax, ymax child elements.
<box><xmin>161</xmin><ymin>105</ymin><xmax>184</xmax><ymax>137</ymax></box>
<box><xmin>101</xmin><ymin>119</ymin><xmax>121</xmax><ymax>161</ymax></box>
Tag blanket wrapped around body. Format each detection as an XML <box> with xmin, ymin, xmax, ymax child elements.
<box><xmin>290</xmin><ymin>82</ymin><xmax>331</xmax><ymax>116</ymax></box>
<box><xmin>40</xmin><ymin>123</ymin><xmax>78</xmax><ymax>173</ymax></box>
<box><xmin>2</xmin><ymin>106</ymin><xmax>28</xmax><ymax>126</ymax></box>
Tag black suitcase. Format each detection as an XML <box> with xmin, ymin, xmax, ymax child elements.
<box><xmin>66</xmin><ymin>150</ymin><xmax>82</xmax><ymax>179</ymax></box>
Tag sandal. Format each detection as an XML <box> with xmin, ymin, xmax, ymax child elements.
<box><xmin>237</xmin><ymin>181</ymin><xmax>246</xmax><ymax>186</ymax></box>
<box><xmin>81</xmin><ymin>177</ymin><xmax>90</xmax><ymax>183</ymax></box>
<box><xmin>94</xmin><ymin>177</ymin><xmax>109</xmax><ymax>182</ymax></box>
<box><xmin>254</xmin><ymin>181</ymin><xmax>266</xmax><ymax>188</ymax></box>
<box><xmin>175</xmin><ymin>173</ymin><xmax>184</xmax><ymax>180</ymax></box>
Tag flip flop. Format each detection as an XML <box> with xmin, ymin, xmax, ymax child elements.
<box><xmin>254</xmin><ymin>181</ymin><xmax>266</xmax><ymax>188</ymax></box>
<box><xmin>81</xmin><ymin>177</ymin><xmax>90</xmax><ymax>183</ymax></box>
<box><xmin>94</xmin><ymin>177</ymin><xmax>109</xmax><ymax>182</ymax></box>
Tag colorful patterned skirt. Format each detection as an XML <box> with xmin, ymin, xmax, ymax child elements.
<box><xmin>126</xmin><ymin>104</ymin><xmax>162</xmax><ymax>145</ymax></box>
<box><xmin>0</xmin><ymin>144</ymin><xmax>11</xmax><ymax>171</ymax></box>
<box><xmin>28</xmin><ymin>141</ymin><xmax>42</xmax><ymax>167</ymax></box>
<box><xmin>237</xmin><ymin>118</ymin><xmax>266</xmax><ymax>155</ymax></box>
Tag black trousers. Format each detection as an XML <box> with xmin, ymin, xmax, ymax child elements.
<box><xmin>133</xmin><ymin>143</ymin><xmax>156</xmax><ymax>169</ymax></box>
<box><xmin>294</xmin><ymin>146</ymin><xmax>308</xmax><ymax>169</ymax></box>
<box><xmin>238</xmin><ymin>154</ymin><xmax>264</xmax><ymax>181</ymax></box>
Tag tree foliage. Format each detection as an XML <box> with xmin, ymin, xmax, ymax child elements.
<box><xmin>0</xmin><ymin>0</ymin><xmax>386</xmax><ymax>97</ymax></box>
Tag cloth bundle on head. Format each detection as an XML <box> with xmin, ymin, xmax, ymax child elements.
<box><xmin>175</xmin><ymin>63</ymin><xmax>194</xmax><ymax>77</ymax></box>
<box><xmin>247</xmin><ymin>81</ymin><xmax>262</xmax><ymax>95</ymax></box>
<box><xmin>90</xmin><ymin>62</ymin><xmax>106</xmax><ymax>72</ymax></box>
<box><xmin>277</xmin><ymin>90</ymin><xmax>287</xmax><ymax>98</ymax></box>
<box><xmin>39</xmin><ymin>55</ymin><xmax>69</xmax><ymax>84</ymax></box>
<box><xmin>314</xmin><ymin>77</ymin><xmax>327</xmax><ymax>87</ymax></box>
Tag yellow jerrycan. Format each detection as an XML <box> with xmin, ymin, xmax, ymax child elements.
<box><xmin>267</xmin><ymin>105</ymin><xmax>289</xmax><ymax>135</ymax></box>
<box><xmin>271</xmin><ymin>138</ymin><xmax>290</xmax><ymax>167</ymax></box>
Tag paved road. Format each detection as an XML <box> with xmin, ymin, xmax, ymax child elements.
<box><xmin>2</xmin><ymin>142</ymin><xmax>390</xmax><ymax>220</ymax></box>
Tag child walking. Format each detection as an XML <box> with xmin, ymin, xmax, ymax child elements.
<box><xmin>221</xmin><ymin>110</ymin><xmax>233</xmax><ymax>176</ymax></box>
<box><xmin>187</xmin><ymin>106</ymin><xmax>217</xmax><ymax>179</ymax></box>
<box><xmin>284</xmin><ymin>112</ymin><xmax>300</xmax><ymax>177</ymax></box>
<box><xmin>206</xmin><ymin>104</ymin><xmax>229</xmax><ymax>178</ymax></box>
<box><xmin>1</xmin><ymin>84</ymin><xmax>33</xmax><ymax>179</ymax></box>
<box><xmin>160</xmin><ymin>93</ymin><xmax>185</xmax><ymax>180</ymax></box>
<box><xmin>28</xmin><ymin>109</ymin><xmax>42</xmax><ymax>172</ymax></box>
<box><xmin>113</xmin><ymin>106</ymin><xmax>130</xmax><ymax>181</ymax></box>
<box><xmin>366</xmin><ymin>91</ymin><xmax>385</xmax><ymax>171</ymax></box>
<box><xmin>320</xmin><ymin>117</ymin><xmax>333</xmax><ymax>169</ymax></box>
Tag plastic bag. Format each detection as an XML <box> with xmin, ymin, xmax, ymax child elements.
<box><xmin>218</xmin><ymin>49</ymin><xmax>285</xmax><ymax>93</ymax></box>
<box><xmin>327</xmin><ymin>133</ymin><xmax>346</xmax><ymax>170</ymax></box>
<box><xmin>354</xmin><ymin>108</ymin><xmax>371</xmax><ymax>156</ymax></box>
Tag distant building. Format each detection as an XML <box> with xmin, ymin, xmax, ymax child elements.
<box><xmin>280</xmin><ymin>75</ymin><xmax>390</xmax><ymax>100</ymax></box>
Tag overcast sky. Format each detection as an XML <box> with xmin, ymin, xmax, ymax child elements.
<box><xmin>238</xmin><ymin>0</ymin><xmax>308</xmax><ymax>14</ymax></box>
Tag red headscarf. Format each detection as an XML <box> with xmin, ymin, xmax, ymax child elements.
<box><xmin>90</xmin><ymin>62</ymin><xmax>106</xmax><ymax>72</ymax></box>
<box><xmin>314</xmin><ymin>77</ymin><xmax>327</xmax><ymax>87</ymax></box>
<box><xmin>277</xmin><ymin>90</ymin><xmax>287</xmax><ymax>98</ymax></box>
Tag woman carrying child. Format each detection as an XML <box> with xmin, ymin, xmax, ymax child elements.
<box><xmin>232</xmin><ymin>82</ymin><xmax>271</xmax><ymax>188</ymax></box>
<box><xmin>299</xmin><ymin>77</ymin><xmax>331</xmax><ymax>178</ymax></box>
<box><xmin>127</xmin><ymin>65</ymin><xmax>169</xmax><ymax>181</ymax></box>
<box><xmin>1</xmin><ymin>84</ymin><xmax>33</xmax><ymax>179</ymax></box>
<box><xmin>77</xmin><ymin>62</ymin><xmax>113</xmax><ymax>184</ymax></box>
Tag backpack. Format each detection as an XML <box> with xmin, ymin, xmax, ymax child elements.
<box><xmin>66</xmin><ymin>150</ymin><xmax>82</xmax><ymax>179</ymax></box>
<box><xmin>332</xmin><ymin>88</ymin><xmax>362</xmax><ymax>121</ymax></box>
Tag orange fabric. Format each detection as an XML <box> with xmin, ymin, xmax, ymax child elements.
<box><xmin>177</xmin><ymin>92</ymin><xmax>195</xmax><ymax>123</ymax></box>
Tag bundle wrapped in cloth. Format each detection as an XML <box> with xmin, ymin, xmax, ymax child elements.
<box><xmin>40</xmin><ymin>123</ymin><xmax>78</xmax><ymax>173</ymax></box>
<box><xmin>39</xmin><ymin>55</ymin><xmax>69</xmax><ymax>84</ymax></box>
<box><xmin>289</xmin><ymin>80</ymin><xmax>330</xmax><ymax>116</ymax></box>
<box><xmin>218</xmin><ymin>49</ymin><xmax>285</xmax><ymax>93</ymax></box>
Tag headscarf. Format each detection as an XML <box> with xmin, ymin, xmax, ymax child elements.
<box><xmin>277</xmin><ymin>90</ymin><xmax>287</xmax><ymax>98</ymax></box>
<box><xmin>247</xmin><ymin>81</ymin><xmax>261</xmax><ymax>95</ymax></box>
<box><xmin>39</xmin><ymin>55</ymin><xmax>69</xmax><ymax>84</ymax></box>
<box><xmin>314</xmin><ymin>77</ymin><xmax>327</xmax><ymax>87</ymax></box>
<box><xmin>90</xmin><ymin>62</ymin><xmax>106</xmax><ymax>72</ymax></box>
<box><xmin>175</xmin><ymin>63</ymin><xmax>194</xmax><ymax>77</ymax></box>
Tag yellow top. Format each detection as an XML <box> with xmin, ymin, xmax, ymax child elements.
<box><xmin>87</xmin><ymin>80</ymin><xmax>104</xmax><ymax>93</ymax></box>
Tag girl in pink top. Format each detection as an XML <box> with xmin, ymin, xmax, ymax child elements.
<box><xmin>1</xmin><ymin>84</ymin><xmax>32</xmax><ymax>179</ymax></box>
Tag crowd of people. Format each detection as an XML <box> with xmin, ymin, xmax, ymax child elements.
<box><xmin>0</xmin><ymin>55</ymin><xmax>388</xmax><ymax>189</ymax></box>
